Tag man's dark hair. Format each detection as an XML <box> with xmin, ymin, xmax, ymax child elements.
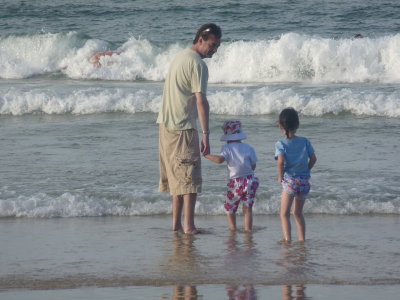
<box><xmin>193</xmin><ymin>23</ymin><xmax>222</xmax><ymax>44</ymax></box>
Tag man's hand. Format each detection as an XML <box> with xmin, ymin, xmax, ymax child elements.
<box><xmin>201</xmin><ymin>134</ymin><xmax>210</xmax><ymax>155</ymax></box>
<box><xmin>195</xmin><ymin>92</ymin><xmax>210</xmax><ymax>156</ymax></box>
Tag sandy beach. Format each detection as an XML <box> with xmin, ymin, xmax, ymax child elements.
<box><xmin>3</xmin><ymin>284</ymin><xmax>400</xmax><ymax>300</ymax></box>
<box><xmin>1</xmin><ymin>215</ymin><xmax>400</xmax><ymax>299</ymax></box>
<box><xmin>2</xmin><ymin>1</ymin><xmax>400</xmax><ymax>299</ymax></box>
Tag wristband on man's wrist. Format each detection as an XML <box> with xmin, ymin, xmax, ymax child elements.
<box><xmin>202</xmin><ymin>129</ymin><xmax>210</xmax><ymax>134</ymax></box>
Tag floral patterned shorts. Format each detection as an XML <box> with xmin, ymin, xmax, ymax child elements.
<box><xmin>282</xmin><ymin>174</ymin><xmax>311</xmax><ymax>200</ymax></box>
<box><xmin>225</xmin><ymin>175</ymin><xmax>260</xmax><ymax>214</ymax></box>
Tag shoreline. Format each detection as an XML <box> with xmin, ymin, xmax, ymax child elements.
<box><xmin>2</xmin><ymin>277</ymin><xmax>400</xmax><ymax>292</ymax></box>
<box><xmin>2</xmin><ymin>284</ymin><xmax>400</xmax><ymax>299</ymax></box>
<box><xmin>1</xmin><ymin>215</ymin><xmax>400</xmax><ymax>293</ymax></box>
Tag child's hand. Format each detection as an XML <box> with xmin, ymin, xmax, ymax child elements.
<box><xmin>204</xmin><ymin>154</ymin><xmax>225</xmax><ymax>164</ymax></box>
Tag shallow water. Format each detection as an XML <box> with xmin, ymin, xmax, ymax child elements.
<box><xmin>1</xmin><ymin>1</ymin><xmax>400</xmax><ymax>296</ymax></box>
<box><xmin>1</xmin><ymin>215</ymin><xmax>400</xmax><ymax>290</ymax></box>
<box><xmin>1</xmin><ymin>0</ymin><xmax>400</xmax><ymax>219</ymax></box>
<box><xmin>1</xmin><ymin>109</ymin><xmax>399</xmax><ymax>217</ymax></box>
<box><xmin>2</xmin><ymin>284</ymin><xmax>400</xmax><ymax>300</ymax></box>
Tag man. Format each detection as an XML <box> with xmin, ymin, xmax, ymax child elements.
<box><xmin>89</xmin><ymin>51</ymin><xmax>119</xmax><ymax>67</ymax></box>
<box><xmin>157</xmin><ymin>23</ymin><xmax>222</xmax><ymax>234</ymax></box>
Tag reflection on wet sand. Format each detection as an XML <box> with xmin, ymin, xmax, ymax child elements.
<box><xmin>170</xmin><ymin>232</ymin><xmax>198</xmax><ymax>265</ymax></box>
<box><xmin>169</xmin><ymin>284</ymin><xmax>310</xmax><ymax>300</ymax></box>
<box><xmin>277</xmin><ymin>242</ymin><xmax>308</xmax><ymax>276</ymax></box>
<box><xmin>281</xmin><ymin>285</ymin><xmax>308</xmax><ymax>300</ymax></box>
<box><xmin>225</xmin><ymin>231</ymin><xmax>257</xmax><ymax>253</ymax></box>
<box><xmin>172</xmin><ymin>285</ymin><xmax>198</xmax><ymax>300</ymax></box>
<box><xmin>161</xmin><ymin>233</ymin><xmax>200</xmax><ymax>299</ymax></box>
<box><xmin>226</xmin><ymin>284</ymin><xmax>257</xmax><ymax>300</ymax></box>
<box><xmin>277</xmin><ymin>242</ymin><xmax>310</xmax><ymax>299</ymax></box>
<box><xmin>224</xmin><ymin>231</ymin><xmax>258</xmax><ymax>299</ymax></box>
<box><xmin>160</xmin><ymin>232</ymin><xmax>201</xmax><ymax>278</ymax></box>
<box><xmin>162</xmin><ymin>232</ymin><xmax>312</xmax><ymax>300</ymax></box>
<box><xmin>224</xmin><ymin>231</ymin><xmax>259</xmax><ymax>277</ymax></box>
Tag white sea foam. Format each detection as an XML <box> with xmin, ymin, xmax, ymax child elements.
<box><xmin>0</xmin><ymin>87</ymin><xmax>162</xmax><ymax>115</ymax></box>
<box><xmin>61</xmin><ymin>37</ymin><xmax>182</xmax><ymax>81</ymax></box>
<box><xmin>209</xmin><ymin>33</ymin><xmax>400</xmax><ymax>83</ymax></box>
<box><xmin>1</xmin><ymin>185</ymin><xmax>399</xmax><ymax>218</ymax></box>
<box><xmin>209</xmin><ymin>86</ymin><xmax>400</xmax><ymax>117</ymax></box>
<box><xmin>1</xmin><ymin>85</ymin><xmax>399</xmax><ymax>117</ymax></box>
<box><xmin>0</xmin><ymin>32</ymin><xmax>86</xmax><ymax>79</ymax></box>
<box><xmin>0</xmin><ymin>191</ymin><xmax>170</xmax><ymax>218</ymax></box>
<box><xmin>2</xmin><ymin>32</ymin><xmax>400</xmax><ymax>83</ymax></box>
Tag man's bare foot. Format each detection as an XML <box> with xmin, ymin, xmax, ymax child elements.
<box><xmin>184</xmin><ymin>228</ymin><xmax>199</xmax><ymax>235</ymax></box>
<box><xmin>172</xmin><ymin>224</ymin><xmax>183</xmax><ymax>231</ymax></box>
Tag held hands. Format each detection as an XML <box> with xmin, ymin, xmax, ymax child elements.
<box><xmin>201</xmin><ymin>134</ymin><xmax>210</xmax><ymax>156</ymax></box>
<box><xmin>204</xmin><ymin>153</ymin><xmax>225</xmax><ymax>164</ymax></box>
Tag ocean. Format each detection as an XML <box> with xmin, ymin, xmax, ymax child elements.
<box><xmin>1</xmin><ymin>0</ymin><xmax>400</xmax><ymax>298</ymax></box>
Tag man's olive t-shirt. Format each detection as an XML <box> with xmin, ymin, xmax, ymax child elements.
<box><xmin>157</xmin><ymin>48</ymin><xmax>208</xmax><ymax>130</ymax></box>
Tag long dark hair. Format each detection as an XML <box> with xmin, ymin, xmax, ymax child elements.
<box><xmin>279</xmin><ymin>107</ymin><xmax>299</xmax><ymax>138</ymax></box>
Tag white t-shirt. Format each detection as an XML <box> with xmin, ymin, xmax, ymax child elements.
<box><xmin>220</xmin><ymin>142</ymin><xmax>257</xmax><ymax>179</ymax></box>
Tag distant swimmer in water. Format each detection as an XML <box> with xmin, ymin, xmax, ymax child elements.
<box><xmin>353</xmin><ymin>33</ymin><xmax>363</xmax><ymax>39</ymax></box>
<box><xmin>89</xmin><ymin>51</ymin><xmax>119</xmax><ymax>67</ymax></box>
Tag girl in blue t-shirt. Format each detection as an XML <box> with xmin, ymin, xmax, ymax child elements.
<box><xmin>275</xmin><ymin>108</ymin><xmax>317</xmax><ymax>242</ymax></box>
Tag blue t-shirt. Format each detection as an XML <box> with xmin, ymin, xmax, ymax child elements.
<box><xmin>275</xmin><ymin>136</ymin><xmax>315</xmax><ymax>177</ymax></box>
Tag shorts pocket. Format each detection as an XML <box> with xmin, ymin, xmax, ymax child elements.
<box><xmin>175</xmin><ymin>152</ymin><xmax>201</xmax><ymax>184</ymax></box>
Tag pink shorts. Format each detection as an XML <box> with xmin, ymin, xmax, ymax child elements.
<box><xmin>282</xmin><ymin>175</ymin><xmax>310</xmax><ymax>200</ymax></box>
<box><xmin>225</xmin><ymin>175</ymin><xmax>259</xmax><ymax>214</ymax></box>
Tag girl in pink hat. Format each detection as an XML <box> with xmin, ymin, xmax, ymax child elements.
<box><xmin>205</xmin><ymin>120</ymin><xmax>259</xmax><ymax>231</ymax></box>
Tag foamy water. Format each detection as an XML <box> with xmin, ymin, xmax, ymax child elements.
<box><xmin>1</xmin><ymin>111</ymin><xmax>399</xmax><ymax>218</ymax></box>
<box><xmin>2</xmin><ymin>32</ymin><xmax>400</xmax><ymax>83</ymax></box>
<box><xmin>2</xmin><ymin>1</ymin><xmax>400</xmax><ymax>294</ymax></box>
<box><xmin>1</xmin><ymin>0</ymin><xmax>400</xmax><ymax>220</ymax></box>
<box><xmin>1</xmin><ymin>82</ymin><xmax>400</xmax><ymax>117</ymax></box>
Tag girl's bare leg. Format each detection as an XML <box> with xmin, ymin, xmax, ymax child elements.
<box><xmin>227</xmin><ymin>213</ymin><xmax>237</xmax><ymax>231</ymax></box>
<box><xmin>293</xmin><ymin>196</ymin><xmax>306</xmax><ymax>241</ymax></box>
<box><xmin>243</xmin><ymin>205</ymin><xmax>253</xmax><ymax>231</ymax></box>
<box><xmin>280</xmin><ymin>191</ymin><xmax>294</xmax><ymax>242</ymax></box>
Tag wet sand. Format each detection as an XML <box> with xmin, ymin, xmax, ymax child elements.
<box><xmin>2</xmin><ymin>284</ymin><xmax>400</xmax><ymax>299</ymax></box>
<box><xmin>1</xmin><ymin>215</ymin><xmax>400</xmax><ymax>298</ymax></box>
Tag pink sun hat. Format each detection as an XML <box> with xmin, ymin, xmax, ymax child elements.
<box><xmin>220</xmin><ymin>120</ymin><xmax>247</xmax><ymax>141</ymax></box>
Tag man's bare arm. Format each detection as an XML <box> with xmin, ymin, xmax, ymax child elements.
<box><xmin>195</xmin><ymin>92</ymin><xmax>210</xmax><ymax>155</ymax></box>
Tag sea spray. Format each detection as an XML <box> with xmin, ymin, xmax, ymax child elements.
<box><xmin>2</xmin><ymin>32</ymin><xmax>400</xmax><ymax>83</ymax></box>
<box><xmin>1</xmin><ymin>188</ymin><xmax>399</xmax><ymax>218</ymax></box>
<box><xmin>1</xmin><ymin>84</ymin><xmax>400</xmax><ymax>117</ymax></box>
<box><xmin>0</xmin><ymin>32</ymin><xmax>88</xmax><ymax>79</ymax></box>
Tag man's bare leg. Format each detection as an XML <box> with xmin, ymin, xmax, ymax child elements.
<box><xmin>183</xmin><ymin>193</ymin><xmax>198</xmax><ymax>234</ymax></box>
<box><xmin>172</xmin><ymin>195</ymin><xmax>183</xmax><ymax>231</ymax></box>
